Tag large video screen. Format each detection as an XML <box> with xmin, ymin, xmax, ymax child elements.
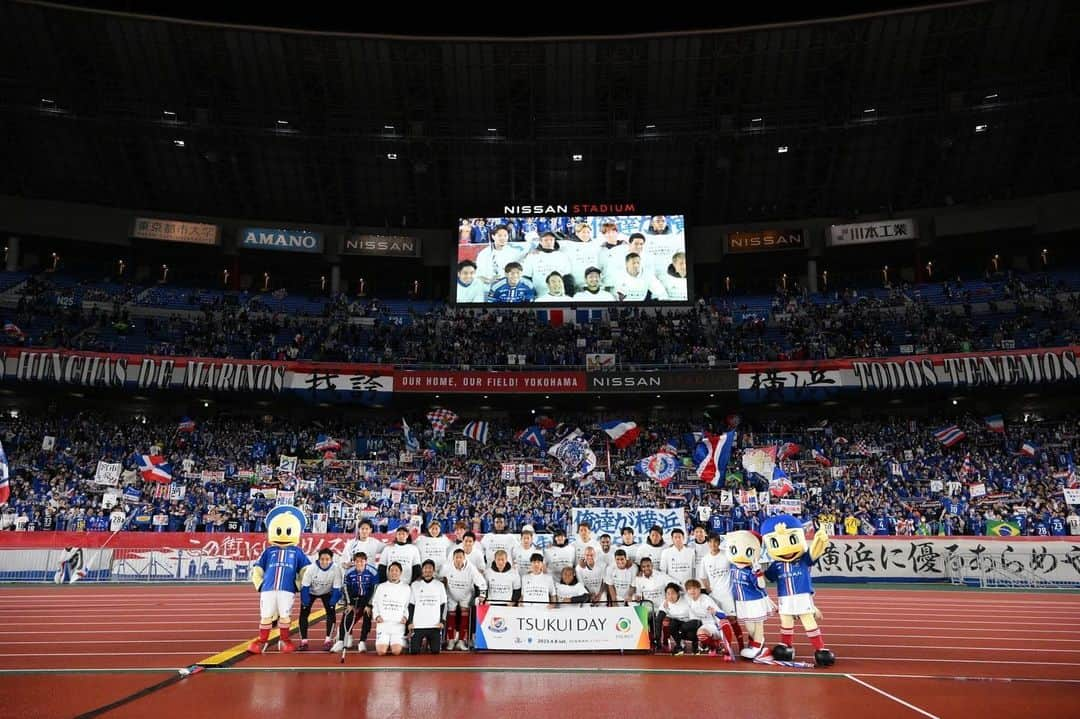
<box><xmin>453</xmin><ymin>214</ymin><xmax>688</xmax><ymax>304</ymax></box>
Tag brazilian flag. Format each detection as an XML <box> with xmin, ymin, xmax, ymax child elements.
<box><xmin>986</xmin><ymin>520</ymin><xmax>1022</xmax><ymax>537</ymax></box>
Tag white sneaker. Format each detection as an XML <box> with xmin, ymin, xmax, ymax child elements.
<box><xmin>457</xmin><ymin>639</ymin><xmax>470</xmax><ymax>651</ymax></box>
<box><xmin>355</xmin><ymin>641</ymin><xmax>366</xmax><ymax>653</ymax></box>
<box><xmin>344</xmin><ymin>635</ymin><xmax>354</xmax><ymax>649</ymax></box>
<box><xmin>331</xmin><ymin>640</ymin><xmax>345</xmax><ymax>653</ymax></box>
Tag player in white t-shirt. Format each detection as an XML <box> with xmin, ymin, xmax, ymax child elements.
<box><xmin>633</xmin><ymin>556</ymin><xmax>674</xmax><ymax>652</ymax></box>
<box><xmin>298</xmin><ymin>549</ymin><xmax>343</xmax><ymax>651</ymax></box>
<box><xmin>685</xmin><ymin>579</ymin><xmax>736</xmax><ymax>660</ymax></box>
<box><xmin>455</xmin><ymin>260</ymin><xmax>487</xmax><ymax>303</ymax></box>
<box><xmin>659</xmin><ymin>528</ymin><xmax>696</xmax><ymax>588</ymax></box>
<box><xmin>408</xmin><ymin>561</ymin><xmax>448</xmax><ymax>654</ymax></box>
<box><xmin>480</xmin><ymin>515</ymin><xmax>518</xmax><ymax>566</ymax></box>
<box><xmin>439</xmin><ymin>548</ymin><xmax>488</xmax><ymax>651</ymax></box>
<box><xmin>512</xmin><ymin>525</ymin><xmax>541</xmax><ymax>576</ymax></box>
<box><xmin>521</xmin><ymin>554</ymin><xmax>557</xmax><ymax>605</ymax></box>
<box><xmin>371</xmin><ymin>563</ymin><xmax>411</xmax><ymax>655</ymax></box>
<box><xmin>415</xmin><ymin>521</ymin><xmax>453</xmax><ymax>576</ymax></box>
<box><xmin>572</xmin><ymin>522</ymin><xmax>603</xmax><ymax>566</ymax></box>
<box><xmin>543</xmin><ymin>529</ymin><xmax>577</xmax><ymax>578</ymax></box>
<box><xmin>380</xmin><ymin>526</ymin><xmax>422</xmax><ymax>586</ymax></box>
<box><xmin>449</xmin><ymin>532</ymin><xmax>487</xmax><ymax>573</ymax></box>
<box><xmin>572</xmin><ymin>267</ymin><xmax>617</xmax><ymax>302</ymax></box>
<box><xmin>604</xmin><ymin>549</ymin><xmax>637</xmax><ymax>604</ymax></box>
<box><xmin>475</xmin><ymin>224</ymin><xmax>529</xmax><ymax>287</ymax></box>
<box><xmin>341</xmin><ymin>520</ymin><xmax>385</xmax><ymax>571</ymax></box>
<box><xmin>484</xmin><ymin>549</ymin><xmax>522</xmax><ymax>605</ymax></box>
<box><xmin>575</xmin><ymin>546</ymin><xmax>607</xmax><ymax>603</ymax></box>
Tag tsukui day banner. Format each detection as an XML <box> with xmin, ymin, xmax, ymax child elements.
<box><xmin>473</xmin><ymin>603</ymin><xmax>651</xmax><ymax>651</ymax></box>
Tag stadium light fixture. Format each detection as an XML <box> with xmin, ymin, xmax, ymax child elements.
<box><xmin>975</xmin><ymin>124</ymin><xmax>989</xmax><ymax>133</ymax></box>
<box><xmin>531</xmin><ymin>409</ymin><xmax>536</xmax><ymax>414</ymax></box>
<box><xmin>777</xmin><ymin>146</ymin><xmax>789</xmax><ymax>153</ymax></box>
<box><xmin>751</xmin><ymin>117</ymin><xmax>762</xmax><ymax>123</ymax></box>
<box><xmin>487</xmin><ymin>127</ymin><xmax>497</xmax><ymax>132</ymax></box>
<box><xmin>387</xmin><ymin>153</ymin><xmax>398</xmax><ymax>160</ymax></box>
<box><xmin>163</xmin><ymin>110</ymin><xmax>176</xmax><ymax>117</ymax></box>
<box><xmin>276</xmin><ymin>120</ymin><xmax>289</xmax><ymax>126</ymax></box>
<box><xmin>863</xmin><ymin>108</ymin><xmax>876</xmax><ymax>113</ymax></box>
<box><xmin>572</xmin><ymin>154</ymin><xmax>583</xmax><ymax>162</ymax></box>
<box><xmin>384</xmin><ymin>124</ymin><xmax>395</xmax><ymax>131</ymax></box>
<box><xmin>984</xmin><ymin>93</ymin><xmax>998</xmax><ymax>101</ymax></box>
<box><xmin>173</xmin><ymin>139</ymin><xmax>185</xmax><ymax>148</ymax></box>
<box><xmin>645</xmin><ymin>124</ymin><xmax>656</xmax><ymax>130</ymax></box>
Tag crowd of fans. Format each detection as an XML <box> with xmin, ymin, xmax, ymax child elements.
<box><xmin>2</xmin><ymin>269</ymin><xmax>1079</xmax><ymax>366</ymax></box>
<box><xmin>2</xmin><ymin>408</ymin><xmax>1077</xmax><ymax>538</ymax></box>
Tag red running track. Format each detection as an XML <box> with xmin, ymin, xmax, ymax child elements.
<box><xmin>0</xmin><ymin>585</ymin><xmax>1078</xmax><ymax>719</ymax></box>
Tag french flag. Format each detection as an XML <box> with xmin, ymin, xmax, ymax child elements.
<box><xmin>600</xmin><ymin>420</ymin><xmax>641</xmax><ymax>449</ymax></box>
<box><xmin>1020</xmin><ymin>441</ymin><xmax>1038</xmax><ymax>458</ymax></box>
<box><xmin>536</xmin><ymin>309</ymin><xmax>567</xmax><ymax>327</ymax></box>
<box><xmin>694</xmin><ymin>430</ymin><xmax>736</xmax><ymax>487</ymax></box>
<box><xmin>516</xmin><ymin>425</ymin><xmax>547</xmax><ymax>451</ymax></box>
<box><xmin>934</xmin><ymin>425</ymin><xmax>966</xmax><ymax>447</ymax></box>
<box><xmin>984</xmin><ymin>415</ymin><xmax>1005</xmax><ymax>434</ymax></box>
<box><xmin>137</xmin><ymin>454</ymin><xmax>173</xmax><ymax>484</ymax></box>
<box><xmin>811</xmin><ymin>447</ymin><xmax>832</xmax><ymax>468</ymax></box>
<box><xmin>463</xmin><ymin>421</ymin><xmax>490</xmax><ymax>444</ymax></box>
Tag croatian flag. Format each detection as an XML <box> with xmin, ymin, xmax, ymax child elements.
<box><xmin>934</xmin><ymin>425</ymin><xmax>966</xmax><ymax>447</ymax></box>
<box><xmin>600</xmin><ymin>420</ymin><xmax>641</xmax><ymax>449</ymax></box>
<box><xmin>463</xmin><ymin>421</ymin><xmax>490</xmax><ymax>444</ymax></box>
<box><xmin>1021</xmin><ymin>441</ymin><xmax>1038</xmax><ymax>458</ymax></box>
<box><xmin>0</xmin><ymin>440</ymin><xmax>9</xmax><ymax>505</ymax></box>
<box><xmin>177</xmin><ymin>417</ymin><xmax>196</xmax><ymax>433</ymax></box>
<box><xmin>314</xmin><ymin>435</ymin><xmax>341</xmax><ymax>452</ymax></box>
<box><xmin>694</xmin><ymin>431</ymin><xmax>737</xmax><ymax>487</ymax></box>
<box><xmin>137</xmin><ymin>454</ymin><xmax>173</xmax><ymax>484</ymax></box>
<box><xmin>516</xmin><ymin>425</ymin><xmax>547</xmax><ymax>451</ymax></box>
<box><xmin>811</xmin><ymin>447</ymin><xmax>832</xmax><ymax>468</ymax></box>
<box><xmin>984</xmin><ymin>415</ymin><xmax>1005</xmax><ymax>434</ymax></box>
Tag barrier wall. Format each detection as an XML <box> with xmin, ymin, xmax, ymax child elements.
<box><xmin>1</xmin><ymin>533</ymin><xmax>1077</xmax><ymax>584</ymax></box>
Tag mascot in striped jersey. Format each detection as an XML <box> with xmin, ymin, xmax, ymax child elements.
<box><xmin>247</xmin><ymin>506</ymin><xmax>311</xmax><ymax>654</ymax></box>
<box><xmin>760</xmin><ymin>514</ymin><xmax>834</xmax><ymax>667</ymax></box>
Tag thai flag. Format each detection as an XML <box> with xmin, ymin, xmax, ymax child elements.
<box><xmin>137</xmin><ymin>454</ymin><xmax>173</xmax><ymax>483</ymax></box>
<box><xmin>600</xmin><ymin>420</ymin><xmax>641</xmax><ymax>449</ymax></box>
<box><xmin>463</xmin><ymin>421</ymin><xmax>490</xmax><ymax>444</ymax></box>
<box><xmin>934</xmin><ymin>425</ymin><xmax>966</xmax><ymax>447</ymax></box>
<box><xmin>433</xmin><ymin>476</ymin><xmax>448</xmax><ymax>493</ymax></box>
<box><xmin>516</xmin><ymin>425</ymin><xmax>547</xmax><ymax>451</ymax></box>
<box><xmin>769</xmin><ymin>466</ymin><xmax>794</xmax><ymax>498</ymax></box>
<box><xmin>694</xmin><ymin>431</ymin><xmax>736</xmax><ymax>487</ymax></box>
<box><xmin>314</xmin><ymin>435</ymin><xmax>341</xmax><ymax>452</ymax></box>
<box><xmin>1021</xmin><ymin>441</ymin><xmax>1038</xmax><ymax>458</ymax></box>
<box><xmin>961</xmin><ymin>455</ymin><xmax>974</xmax><ymax>476</ymax></box>
<box><xmin>177</xmin><ymin>417</ymin><xmax>196</xmax><ymax>433</ymax></box>
<box><xmin>984</xmin><ymin>415</ymin><xmax>1005</xmax><ymax>434</ymax></box>
<box><xmin>811</xmin><ymin>447</ymin><xmax>832</xmax><ymax>468</ymax></box>
<box><xmin>0</xmin><ymin>440</ymin><xmax>9</xmax><ymax>505</ymax></box>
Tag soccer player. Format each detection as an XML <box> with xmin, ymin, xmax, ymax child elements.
<box><xmin>685</xmin><ymin>579</ymin><xmax>735</xmax><ymax>659</ymax></box>
<box><xmin>576</xmin><ymin>546</ymin><xmax>606</xmax><ymax>603</ymax></box>
<box><xmin>485</xmin><ymin>549</ymin><xmax>522</xmax><ymax>605</ymax></box>
<box><xmin>512</xmin><ymin>525</ymin><xmax>540</xmax><ymax>575</ymax></box>
<box><xmin>342</xmin><ymin>519</ymin><xmax>384</xmax><ymax>571</ymax></box>
<box><xmin>408</xmin><ymin>560</ymin><xmax>447</xmax><ymax>654</ymax></box>
<box><xmin>594</xmin><ymin>533</ymin><xmax>616</xmax><ymax>573</ymax></box>
<box><xmin>656</xmin><ymin>583</ymin><xmax>694</xmax><ymax>655</ymax></box>
<box><xmin>475</xmin><ymin>224</ymin><xmax>527</xmax><ymax>287</ymax></box>
<box><xmin>689</xmin><ymin>524</ymin><xmax>711</xmax><ymax>566</ymax></box>
<box><xmin>298</xmin><ymin>549</ymin><xmax>342</xmax><ymax>651</ymax></box>
<box><xmin>450</xmin><ymin>531</ymin><xmax>487</xmax><ymax>572</ymax></box>
<box><xmin>543</xmin><ymin>528</ymin><xmax>577</xmax><ymax>578</ymax></box>
<box><xmin>572</xmin><ymin>521</ymin><xmax>602</xmax><ymax>565</ymax></box>
<box><xmin>561</xmin><ymin>221</ymin><xmax>602</xmax><ymax>293</ymax></box>
<box><xmin>486</xmin><ymin>262</ymin><xmax>536</xmax><ymax>303</ymax></box>
<box><xmin>333</xmin><ymin>551</ymin><xmax>378</xmax><ymax>653</ymax></box>
<box><xmin>619</xmin><ymin>526</ymin><xmax>641</xmax><ymax>564</ymax></box>
<box><xmin>573</xmin><ymin>267</ymin><xmax>617</xmax><ymax>302</ymax></box>
<box><xmin>660</xmin><ymin>528</ymin><xmax>696</xmax><ymax>588</ymax></box>
<box><xmin>372</xmin><ymin>562</ymin><xmax>411</xmax><ymax>656</ymax></box>
<box><xmin>521</xmin><ymin>553</ymin><xmax>557</xmax><ymax>605</ymax></box>
<box><xmin>480</xmin><ymin>514</ymin><xmax>517</xmax><ymax>566</ymax></box>
<box><xmin>535</xmin><ymin>272</ymin><xmax>571</xmax><ymax>302</ymax></box>
<box><xmin>604</xmin><ymin>549</ymin><xmax>637</xmax><ymax>605</ymax></box>
<box><xmin>698</xmin><ymin>533</ymin><xmax>743</xmax><ymax>651</ymax></box>
<box><xmin>381</xmin><ymin>525</ymin><xmax>422</xmax><ymax>585</ymax></box>
<box><xmin>522</xmin><ymin>232</ymin><xmax>572</xmax><ymax>299</ymax></box>
<box><xmin>616</xmin><ymin>252</ymin><xmax>668</xmax><ymax>301</ymax></box>
<box><xmin>636</xmin><ymin>525</ymin><xmax>668</xmax><ymax>567</ymax></box>
<box><xmin>555</xmin><ymin>566</ymin><xmax>590</xmax><ymax>603</ymax></box>
<box><xmin>660</xmin><ymin>252</ymin><xmax>688</xmax><ymax>301</ymax></box>
<box><xmin>440</xmin><ymin>548</ymin><xmax>488</xmax><ymax>650</ymax></box>
<box><xmin>416</xmin><ymin>520</ymin><xmax>452</xmax><ymax>576</ymax></box>
<box><xmin>633</xmin><ymin>557</ymin><xmax>674</xmax><ymax>651</ymax></box>
<box><xmin>455</xmin><ymin>260</ymin><xmax>487</xmax><ymax>303</ymax></box>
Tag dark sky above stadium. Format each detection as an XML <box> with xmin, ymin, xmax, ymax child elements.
<box><xmin>54</xmin><ymin>0</ymin><xmax>959</xmax><ymax>36</ymax></box>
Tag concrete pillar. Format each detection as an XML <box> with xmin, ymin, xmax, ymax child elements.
<box><xmin>330</xmin><ymin>264</ymin><xmax>341</xmax><ymax>294</ymax></box>
<box><xmin>806</xmin><ymin>258</ymin><xmax>818</xmax><ymax>293</ymax></box>
<box><xmin>5</xmin><ymin>237</ymin><xmax>19</xmax><ymax>272</ymax></box>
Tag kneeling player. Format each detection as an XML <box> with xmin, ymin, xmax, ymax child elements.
<box><xmin>372</xmin><ymin>562</ymin><xmax>411</xmax><ymax>656</ymax></box>
<box><xmin>685</xmin><ymin>579</ymin><xmax>735</xmax><ymax>660</ymax></box>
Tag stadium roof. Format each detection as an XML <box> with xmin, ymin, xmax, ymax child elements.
<box><xmin>1</xmin><ymin>0</ymin><xmax>1077</xmax><ymax>228</ymax></box>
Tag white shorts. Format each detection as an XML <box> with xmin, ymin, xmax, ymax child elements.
<box><xmin>696</xmin><ymin>622</ymin><xmax>721</xmax><ymax>638</ymax></box>
<box><xmin>376</xmin><ymin>623</ymin><xmax>406</xmax><ymax>646</ymax></box>
<box><xmin>778</xmin><ymin>592</ymin><xmax>816</xmax><ymax>616</ymax></box>
<box><xmin>710</xmin><ymin>592</ymin><xmax>736</xmax><ymax>617</ymax></box>
<box><xmin>447</xmin><ymin>595</ymin><xmax>474</xmax><ymax>611</ymax></box>
<box><xmin>259</xmin><ymin>590</ymin><xmax>295</xmax><ymax>623</ymax></box>
<box><xmin>735</xmin><ymin>597</ymin><xmax>770</xmax><ymax>623</ymax></box>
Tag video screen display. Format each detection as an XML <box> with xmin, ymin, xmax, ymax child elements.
<box><xmin>453</xmin><ymin>214</ymin><xmax>688</xmax><ymax>304</ymax></box>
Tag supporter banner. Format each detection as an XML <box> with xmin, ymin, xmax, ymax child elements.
<box><xmin>819</xmin><ymin>537</ymin><xmax>1080</xmax><ymax>585</ymax></box>
<box><xmin>587</xmin><ymin>370</ymin><xmax>735</xmax><ymax>393</ymax></box>
<box><xmin>585</xmin><ymin>353</ymin><xmax>617</xmax><ymax>371</ymax></box>
<box><xmin>725</xmin><ymin>229</ymin><xmax>804</xmax><ymax>254</ymax></box>
<box><xmin>828</xmin><ymin>218</ymin><xmax>918</xmax><ymax>247</ymax></box>
<box><xmin>239</xmin><ymin>227</ymin><xmax>324</xmax><ymax>254</ymax></box>
<box><xmin>396</xmin><ymin>370</ymin><xmax>586</xmax><ymax>394</ymax></box>
<box><xmin>739</xmin><ymin>346</ymin><xmax>1080</xmax><ymax>402</ymax></box>
<box><xmin>1064</xmin><ymin>488</ymin><xmax>1080</xmax><ymax>505</ymax></box>
<box><xmin>0</xmin><ymin>349</ymin><xmax>393</xmax><ymax>404</ymax></box>
<box><xmin>132</xmin><ymin>217</ymin><xmax>221</xmax><ymax>246</ymax></box>
<box><xmin>94</xmin><ymin>461</ymin><xmax>121</xmax><ymax>486</ymax></box>
<box><xmin>344</xmin><ymin>234</ymin><xmax>420</xmax><ymax>257</ymax></box>
<box><xmin>474</xmin><ymin>603</ymin><xmax>651</xmax><ymax>652</ymax></box>
<box><xmin>570</xmin><ymin>507</ymin><xmax>686</xmax><ymax>537</ymax></box>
